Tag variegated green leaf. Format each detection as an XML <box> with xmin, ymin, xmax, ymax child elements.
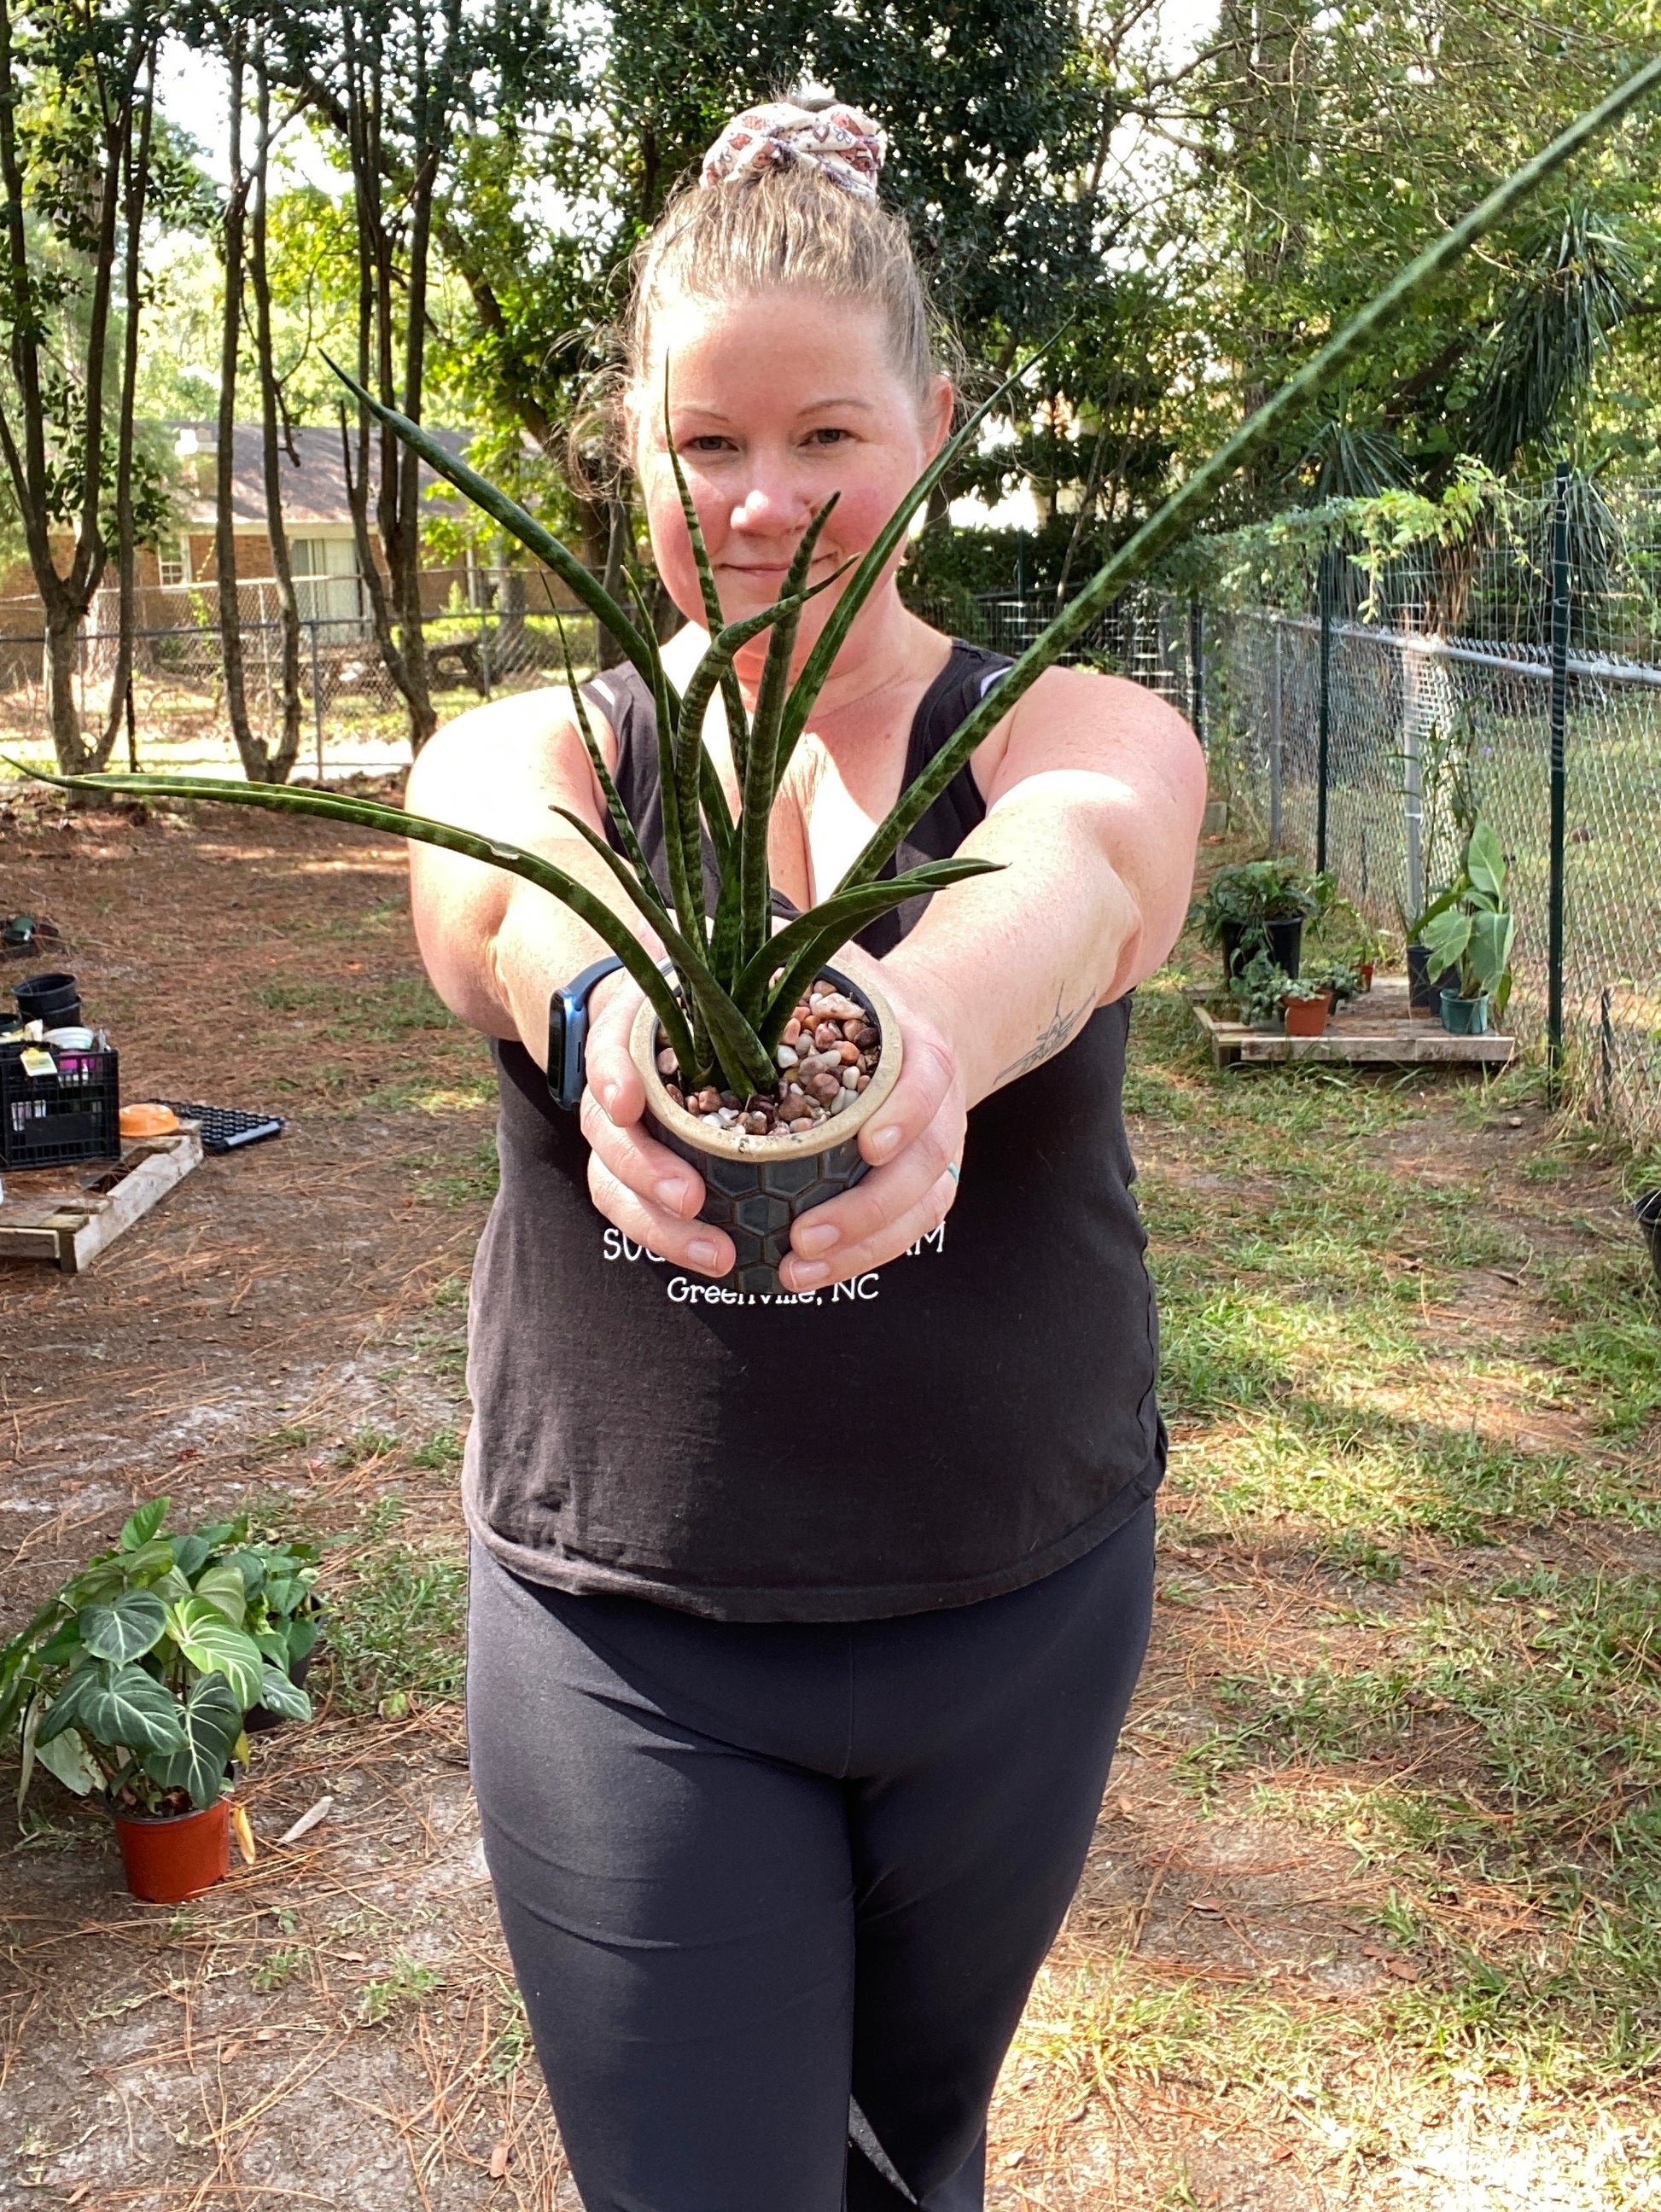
<box><xmin>119</xmin><ymin>1498</ymin><xmax>169</xmax><ymax>1550</ymax></box>
<box><xmin>33</xmin><ymin>1722</ymin><xmax>102</xmax><ymax>1798</ymax></box>
<box><xmin>254</xmin><ymin>1665</ymin><xmax>312</xmax><ymax>1724</ymax></box>
<box><xmin>77</xmin><ymin>1664</ymin><xmax>188</xmax><ymax>1757</ymax></box>
<box><xmin>191</xmin><ymin>1563</ymin><xmax>248</xmax><ymax>1628</ymax></box>
<box><xmin>77</xmin><ymin>1588</ymin><xmax>167</xmax><ymax>1666</ymax></box>
<box><xmin>166</xmin><ymin>1599</ymin><xmax>264</xmax><ymax>1709</ymax></box>
<box><xmin>141</xmin><ymin>1673</ymin><xmax>242</xmax><ymax>1811</ymax></box>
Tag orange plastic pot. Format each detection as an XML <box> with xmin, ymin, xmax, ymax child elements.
<box><xmin>1283</xmin><ymin>992</ymin><xmax>1332</xmax><ymax>1038</ymax></box>
<box><xmin>111</xmin><ymin>1793</ymin><xmax>231</xmax><ymax>1903</ymax></box>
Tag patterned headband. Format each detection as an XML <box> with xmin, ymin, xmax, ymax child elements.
<box><xmin>701</xmin><ymin>101</ymin><xmax>888</xmax><ymax>201</ymax></box>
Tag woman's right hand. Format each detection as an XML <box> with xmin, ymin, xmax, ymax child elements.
<box><xmin>578</xmin><ymin>972</ymin><xmax>737</xmax><ymax>1278</ymax></box>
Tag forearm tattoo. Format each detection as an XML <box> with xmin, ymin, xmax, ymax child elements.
<box><xmin>994</xmin><ymin>987</ymin><xmax>1093</xmax><ymax>1087</ymax></box>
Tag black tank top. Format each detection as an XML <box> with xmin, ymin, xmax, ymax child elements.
<box><xmin>461</xmin><ymin>640</ymin><xmax>1165</xmax><ymax>1621</ymax></box>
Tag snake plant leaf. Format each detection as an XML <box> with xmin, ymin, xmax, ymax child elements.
<box><xmin>165</xmin><ymin>1598</ymin><xmax>266</xmax><ymax>1710</ymax></box>
<box><xmin>141</xmin><ymin>1671</ymin><xmax>242</xmax><ymax>1809</ymax></box>
<box><xmin>323</xmin><ymin>354</ymin><xmax>662</xmax><ymax>690</ymax></box>
<box><xmin>665</xmin><ymin>378</ymin><xmax>751</xmax><ymax>783</ymax></box>
<box><xmin>739</xmin><ymin>857</ymin><xmax>1002</xmax><ymax>1032</ymax></box>
<box><xmin>834</xmin><ymin>54</ymin><xmax>1661</xmax><ymax>901</ymax></box>
<box><xmin>622</xmin><ymin>565</ymin><xmax>707</xmax><ymax>958</ymax></box>
<box><xmin>772</xmin><ymin>346</ymin><xmax>1052</xmax><ymax>788</ymax></box>
<box><xmin>77</xmin><ymin>1588</ymin><xmax>168</xmax><ymax>1667</ymax></box>
<box><xmin>551</xmin><ymin>613</ymin><xmax>673</xmax><ymax>910</ymax></box>
<box><xmin>69</xmin><ymin>1662</ymin><xmax>188</xmax><ymax>1756</ymax></box>
<box><xmin>739</xmin><ymin>498</ymin><xmax>842</xmax><ymax>972</ymax></box>
<box><xmin>252</xmin><ymin>1663</ymin><xmax>312</xmax><ymax>1725</ymax></box>
<box><xmin>15</xmin><ymin>766</ymin><xmax>701</xmax><ymax>1077</ymax></box>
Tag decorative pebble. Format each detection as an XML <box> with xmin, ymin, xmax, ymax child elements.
<box><xmin>789</xmin><ymin>1115</ymin><xmax>815</xmax><ymax>1133</ymax></box>
<box><xmin>809</xmin><ymin>1072</ymin><xmax>842</xmax><ymax>1103</ymax></box>
<box><xmin>841</xmin><ymin>1065</ymin><xmax>860</xmax><ymax>1089</ymax></box>
<box><xmin>656</xmin><ymin>1048</ymin><xmax>680</xmax><ymax>1076</ymax></box>
<box><xmin>854</xmin><ymin>1073</ymin><xmax>871</xmax><ymax>1092</ymax></box>
<box><xmin>837</xmin><ymin>1041</ymin><xmax>860</xmax><ymax>1065</ymax></box>
<box><xmin>776</xmin><ymin>1044</ymin><xmax>799</xmax><ymax>1068</ymax></box>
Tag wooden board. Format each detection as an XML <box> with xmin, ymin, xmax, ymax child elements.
<box><xmin>0</xmin><ymin>1126</ymin><xmax>203</xmax><ymax>1272</ymax></box>
<box><xmin>1191</xmin><ymin>975</ymin><xmax>1516</xmax><ymax>1070</ymax></box>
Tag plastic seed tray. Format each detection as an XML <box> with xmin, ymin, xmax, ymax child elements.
<box><xmin>155</xmin><ymin>1102</ymin><xmax>285</xmax><ymax>1154</ymax></box>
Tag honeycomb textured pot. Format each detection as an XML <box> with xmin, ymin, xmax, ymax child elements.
<box><xmin>629</xmin><ymin>965</ymin><xmax>901</xmax><ymax>1295</ymax></box>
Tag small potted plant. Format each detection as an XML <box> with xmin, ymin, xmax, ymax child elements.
<box><xmin>1228</xmin><ymin>949</ymin><xmax>1295</xmax><ymax>1030</ymax></box>
<box><xmin>1198</xmin><ymin>859</ymin><xmax>1332</xmax><ymax>985</ymax></box>
<box><xmin>1414</xmin><ymin>820</ymin><xmax>1514</xmax><ymax>1036</ymax></box>
<box><xmin>1280</xmin><ymin>974</ymin><xmax>1334</xmax><ymax>1037</ymax></box>
<box><xmin>0</xmin><ymin>1499</ymin><xmax>312</xmax><ymax>1901</ymax></box>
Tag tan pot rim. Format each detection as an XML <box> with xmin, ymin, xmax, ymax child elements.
<box><xmin>629</xmin><ymin>963</ymin><xmax>902</xmax><ymax>1164</ymax></box>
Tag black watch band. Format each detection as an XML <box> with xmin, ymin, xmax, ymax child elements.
<box><xmin>546</xmin><ymin>957</ymin><xmax>625</xmax><ymax>1110</ymax></box>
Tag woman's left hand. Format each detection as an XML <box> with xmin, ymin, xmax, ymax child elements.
<box><xmin>778</xmin><ymin>962</ymin><xmax>965</xmax><ymax>1294</ymax></box>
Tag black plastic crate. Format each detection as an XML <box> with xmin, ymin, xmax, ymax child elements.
<box><xmin>0</xmin><ymin>1044</ymin><xmax>121</xmax><ymax>1168</ymax></box>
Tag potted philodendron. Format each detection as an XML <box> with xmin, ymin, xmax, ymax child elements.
<box><xmin>1198</xmin><ymin>859</ymin><xmax>1332</xmax><ymax>986</ymax></box>
<box><xmin>1227</xmin><ymin>950</ymin><xmax>1293</xmax><ymax>1030</ymax></box>
<box><xmin>1415</xmin><ymin>820</ymin><xmax>1514</xmax><ymax>1037</ymax></box>
<box><xmin>1280</xmin><ymin>974</ymin><xmax>1334</xmax><ymax>1038</ymax></box>
<box><xmin>0</xmin><ymin>1499</ymin><xmax>312</xmax><ymax>1901</ymax></box>
<box><xmin>21</xmin><ymin>68</ymin><xmax>1660</xmax><ymax>1276</ymax></box>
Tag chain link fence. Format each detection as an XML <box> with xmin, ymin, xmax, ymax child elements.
<box><xmin>0</xmin><ymin>568</ymin><xmax>604</xmax><ymax>778</ymax></box>
<box><xmin>1191</xmin><ymin>475</ymin><xmax>1661</xmax><ymax>1144</ymax></box>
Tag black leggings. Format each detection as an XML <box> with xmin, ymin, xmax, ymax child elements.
<box><xmin>467</xmin><ymin>1501</ymin><xmax>1155</xmax><ymax>2212</ymax></box>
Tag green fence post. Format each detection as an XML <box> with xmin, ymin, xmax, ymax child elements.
<box><xmin>1547</xmin><ymin>462</ymin><xmax>1570</xmax><ymax>1087</ymax></box>
<box><xmin>1189</xmin><ymin>592</ymin><xmax>1206</xmax><ymax>748</ymax></box>
<box><xmin>1316</xmin><ymin>548</ymin><xmax>1334</xmax><ymax>871</ymax></box>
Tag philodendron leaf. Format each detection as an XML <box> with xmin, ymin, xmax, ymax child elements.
<box><xmin>141</xmin><ymin>1673</ymin><xmax>242</xmax><ymax>1811</ymax></box>
<box><xmin>253</xmin><ymin>1664</ymin><xmax>312</xmax><ymax>1724</ymax></box>
<box><xmin>191</xmin><ymin>1563</ymin><xmax>248</xmax><ymax>1628</ymax></box>
<box><xmin>33</xmin><ymin>1722</ymin><xmax>102</xmax><ymax>1798</ymax></box>
<box><xmin>36</xmin><ymin>1663</ymin><xmax>104</xmax><ymax>1746</ymax></box>
<box><xmin>77</xmin><ymin>1588</ymin><xmax>168</xmax><ymax>1666</ymax></box>
<box><xmin>287</xmin><ymin>1615</ymin><xmax>322</xmax><ymax>1668</ymax></box>
<box><xmin>77</xmin><ymin>1664</ymin><xmax>189</xmax><ymax>1757</ymax></box>
<box><xmin>172</xmin><ymin>1533</ymin><xmax>210</xmax><ymax>1580</ymax></box>
<box><xmin>166</xmin><ymin>1598</ymin><xmax>265</xmax><ymax>1709</ymax></box>
<box><xmin>119</xmin><ymin>1497</ymin><xmax>169</xmax><ymax>1550</ymax></box>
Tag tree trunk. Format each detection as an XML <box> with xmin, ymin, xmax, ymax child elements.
<box><xmin>44</xmin><ymin>617</ymin><xmax>91</xmax><ymax>774</ymax></box>
<box><xmin>98</xmin><ymin>50</ymin><xmax>155</xmax><ymax>771</ymax></box>
<box><xmin>214</xmin><ymin>45</ymin><xmax>271</xmax><ymax>782</ymax></box>
<box><xmin>250</xmin><ymin>54</ymin><xmax>303</xmax><ymax>783</ymax></box>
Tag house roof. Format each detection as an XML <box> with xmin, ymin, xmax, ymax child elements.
<box><xmin>172</xmin><ymin>422</ymin><xmax>471</xmax><ymax>531</ymax></box>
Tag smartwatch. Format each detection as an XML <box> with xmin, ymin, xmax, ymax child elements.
<box><xmin>546</xmin><ymin>957</ymin><xmax>624</xmax><ymax>1109</ymax></box>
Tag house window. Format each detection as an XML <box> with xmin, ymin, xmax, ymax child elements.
<box><xmin>158</xmin><ymin>538</ymin><xmax>190</xmax><ymax>588</ymax></box>
<box><xmin>290</xmin><ymin>536</ymin><xmax>364</xmax><ymax>627</ymax></box>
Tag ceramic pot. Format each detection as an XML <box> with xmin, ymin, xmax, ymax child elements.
<box><xmin>630</xmin><ymin>964</ymin><xmax>902</xmax><ymax>1296</ymax></box>
<box><xmin>111</xmin><ymin>1791</ymin><xmax>231</xmax><ymax>1903</ymax></box>
<box><xmin>1220</xmin><ymin>917</ymin><xmax>1303</xmax><ymax>983</ymax></box>
<box><xmin>1407</xmin><ymin>942</ymin><xmax>1460</xmax><ymax>1012</ymax></box>
<box><xmin>1439</xmin><ymin>989</ymin><xmax>1490</xmax><ymax>1035</ymax></box>
<box><xmin>1283</xmin><ymin>992</ymin><xmax>1332</xmax><ymax>1038</ymax></box>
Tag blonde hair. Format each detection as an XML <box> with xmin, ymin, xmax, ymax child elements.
<box><xmin>623</xmin><ymin>158</ymin><xmax>946</xmax><ymax>431</ymax></box>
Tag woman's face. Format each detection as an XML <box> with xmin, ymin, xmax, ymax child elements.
<box><xmin>634</xmin><ymin>287</ymin><xmax>951</xmax><ymax>657</ymax></box>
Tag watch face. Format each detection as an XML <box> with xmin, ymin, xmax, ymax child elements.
<box><xmin>547</xmin><ymin>1000</ymin><xmax>568</xmax><ymax>1101</ymax></box>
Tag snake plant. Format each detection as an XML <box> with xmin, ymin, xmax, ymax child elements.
<box><xmin>24</xmin><ymin>55</ymin><xmax>1661</xmax><ymax>1101</ymax></box>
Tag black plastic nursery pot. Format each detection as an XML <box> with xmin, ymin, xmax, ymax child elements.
<box><xmin>15</xmin><ymin>969</ymin><xmax>79</xmax><ymax>1025</ymax></box>
<box><xmin>242</xmin><ymin>1634</ymin><xmax>320</xmax><ymax>1735</ymax></box>
<box><xmin>1635</xmin><ymin>1190</ymin><xmax>1661</xmax><ymax>1296</ymax></box>
<box><xmin>1439</xmin><ymin>989</ymin><xmax>1490</xmax><ymax>1036</ymax></box>
<box><xmin>1221</xmin><ymin>917</ymin><xmax>1303</xmax><ymax>981</ymax></box>
<box><xmin>1407</xmin><ymin>942</ymin><xmax>1460</xmax><ymax>1012</ymax></box>
<box><xmin>631</xmin><ymin>964</ymin><xmax>903</xmax><ymax>1297</ymax></box>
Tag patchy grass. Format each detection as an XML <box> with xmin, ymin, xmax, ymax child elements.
<box><xmin>988</xmin><ymin>959</ymin><xmax>1661</xmax><ymax>2203</ymax></box>
<box><xmin>318</xmin><ymin>1498</ymin><xmax>469</xmax><ymax>1717</ymax></box>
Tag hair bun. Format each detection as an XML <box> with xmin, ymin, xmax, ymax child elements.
<box><xmin>701</xmin><ymin>99</ymin><xmax>888</xmax><ymax>201</ymax></box>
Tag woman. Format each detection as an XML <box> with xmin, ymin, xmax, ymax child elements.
<box><xmin>406</xmin><ymin>96</ymin><xmax>1204</xmax><ymax>2212</ymax></box>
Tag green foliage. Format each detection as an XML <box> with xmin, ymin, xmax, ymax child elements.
<box><xmin>1415</xmin><ymin>818</ymin><xmax>1517</xmax><ymax>1006</ymax></box>
<box><xmin>1</xmin><ymin>1502</ymin><xmax>321</xmax><ymax>1816</ymax></box>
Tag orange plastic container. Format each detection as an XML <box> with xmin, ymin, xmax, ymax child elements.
<box><xmin>111</xmin><ymin>1794</ymin><xmax>231</xmax><ymax>1902</ymax></box>
<box><xmin>1283</xmin><ymin>991</ymin><xmax>1333</xmax><ymax>1038</ymax></box>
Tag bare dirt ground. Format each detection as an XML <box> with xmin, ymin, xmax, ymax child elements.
<box><xmin>2</xmin><ymin>793</ymin><xmax>1657</xmax><ymax>2209</ymax></box>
